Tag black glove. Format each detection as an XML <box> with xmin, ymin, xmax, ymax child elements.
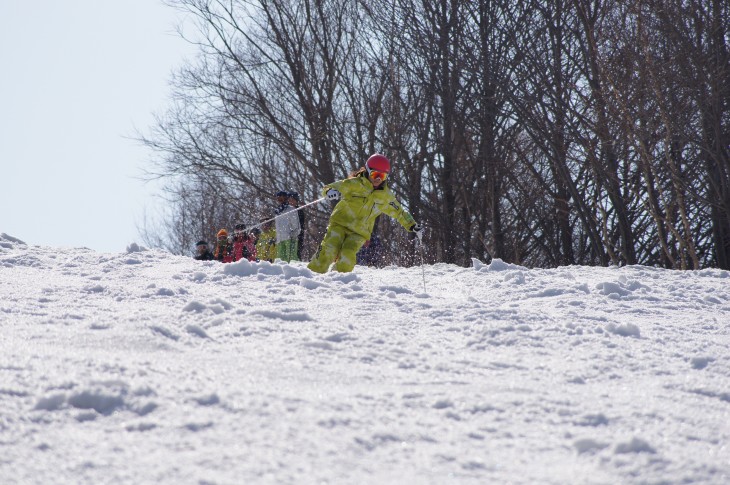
<box><xmin>412</xmin><ymin>223</ymin><xmax>423</xmax><ymax>243</ymax></box>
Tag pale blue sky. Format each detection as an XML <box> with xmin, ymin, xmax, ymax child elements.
<box><xmin>1</xmin><ymin>1</ymin><xmax>194</xmax><ymax>252</ymax></box>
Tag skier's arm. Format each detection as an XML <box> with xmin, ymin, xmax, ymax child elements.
<box><xmin>322</xmin><ymin>179</ymin><xmax>353</xmax><ymax>199</ymax></box>
<box><xmin>321</xmin><ymin>179</ymin><xmax>344</xmax><ymax>198</ymax></box>
<box><xmin>382</xmin><ymin>194</ymin><xmax>416</xmax><ymax>230</ymax></box>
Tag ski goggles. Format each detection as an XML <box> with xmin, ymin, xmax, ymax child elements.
<box><xmin>366</xmin><ymin>167</ymin><xmax>388</xmax><ymax>181</ymax></box>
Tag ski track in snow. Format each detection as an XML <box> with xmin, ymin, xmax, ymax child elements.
<box><xmin>1</xmin><ymin>233</ymin><xmax>729</xmax><ymax>484</ymax></box>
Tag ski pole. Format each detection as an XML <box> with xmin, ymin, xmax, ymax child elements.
<box><xmin>417</xmin><ymin>235</ymin><xmax>426</xmax><ymax>293</ymax></box>
<box><xmin>245</xmin><ymin>197</ymin><xmax>326</xmax><ymax>232</ymax></box>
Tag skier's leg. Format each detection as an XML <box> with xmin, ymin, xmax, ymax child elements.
<box><xmin>278</xmin><ymin>240</ymin><xmax>296</xmax><ymax>262</ymax></box>
<box><xmin>276</xmin><ymin>241</ymin><xmax>287</xmax><ymax>262</ymax></box>
<box><xmin>290</xmin><ymin>239</ymin><xmax>299</xmax><ymax>262</ymax></box>
<box><xmin>334</xmin><ymin>233</ymin><xmax>367</xmax><ymax>272</ymax></box>
<box><xmin>308</xmin><ymin>224</ymin><xmax>346</xmax><ymax>273</ymax></box>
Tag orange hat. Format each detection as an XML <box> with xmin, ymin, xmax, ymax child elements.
<box><xmin>217</xmin><ymin>229</ymin><xmax>228</xmax><ymax>238</ymax></box>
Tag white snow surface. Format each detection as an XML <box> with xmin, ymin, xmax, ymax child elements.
<box><xmin>1</xmin><ymin>232</ymin><xmax>729</xmax><ymax>484</ymax></box>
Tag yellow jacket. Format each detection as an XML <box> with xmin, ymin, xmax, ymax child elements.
<box><xmin>323</xmin><ymin>173</ymin><xmax>416</xmax><ymax>239</ymax></box>
<box><xmin>255</xmin><ymin>227</ymin><xmax>277</xmax><ymax>262</ymax></box>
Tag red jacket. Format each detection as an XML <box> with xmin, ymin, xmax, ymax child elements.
<box><xmin>231</xmin><ymin>234</ymin><xmax>256</xmax><ymax>262</ymax></box>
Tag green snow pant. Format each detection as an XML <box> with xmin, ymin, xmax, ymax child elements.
<box><xmin>276</xmin><ymin>239</ymin><xmax>299</xmax><ymax>262</ymax></box>
<box><xmin>307</xmin><ymin>223</ymin><xmax>367</xmax><ymax>273</ymax></box>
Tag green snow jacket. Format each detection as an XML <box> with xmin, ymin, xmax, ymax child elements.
<box><xmin>323</xmin><ymin>173</ymin><xmax>416</xmax><ymax>239</ymax></box>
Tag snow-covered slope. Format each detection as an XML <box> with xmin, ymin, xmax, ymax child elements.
<box><xmin>1</xmin><ymin>233</ymin><xmax>729</xmax><ymax>484</ymax></box>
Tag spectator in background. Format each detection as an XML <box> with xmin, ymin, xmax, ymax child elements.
<box><xmin>231</xmin><ymin>223</ymin><xmax>256</xmax><ymax>262</ymax></box>
<box><xmin>255</xmin><ymin>219</ymin><xmax>277</xmax><ymax>262</ymax></box>
<box><xmin>275</xmin><ymin>190</ymin><xmax>289</xmax><ymax>209</ymax></box>
<box><xmin>356</xmin><ymin>235</ymin><xmax>384</xmax><ymax>267</ymax></box>
<box><xmin>214</xmin><ymin>229</ymin><xmax>233</xmax><ymax>262</ymax></box>
<box><xmin>194</xmin><ymin>240</ymin><xmax>215</xmax><ymax>261</ymax></box>
<box><xmin>274</xmin><ymin>189</ymin><xmax>300</xmax><ymax>262</ymax></box>
<box><xmin>288</xmin><ymin>191</ymin><xmax>306</xmax><ymax>260</ymax></box>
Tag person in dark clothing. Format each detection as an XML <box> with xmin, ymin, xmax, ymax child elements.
<box><xmin>289</xmin><ymin>191</ymin><xmax>306</xmax><ymax>260</ymax></box>
<box><xmin>275</xmin><ymin>190</ymin><xmax>289</xmax><ymax>212</ymax></box>
<box><xmin>194</xmin><ymin>240</ymin><xmax>215</xmax><ymax>261</ymax></box>
<box><xmin>356</xmin><ymin>235</ymin><xmax>384</xmax><ymax>267</ymax></box>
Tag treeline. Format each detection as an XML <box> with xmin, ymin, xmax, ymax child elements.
<box><xmin>141</xmin><ymin>0</ymin><xmax>730</xmax><ymax>269</ymax></box>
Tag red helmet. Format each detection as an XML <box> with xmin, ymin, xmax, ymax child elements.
<box><xmin>366</xmin><ymin>154</ymin><xmax>390</xmax><ymax>173</ymax></box>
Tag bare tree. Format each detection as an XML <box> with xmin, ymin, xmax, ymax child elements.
<box><xmin>144</xmin><ymin>0</ymin><xmax>730</xmax><ymax>269</ymax></box>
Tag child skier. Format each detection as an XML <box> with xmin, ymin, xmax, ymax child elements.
<box><xmin>308</xmin><ymin>154</ymin><xmax>422</xmax><ymax>273</ymax></box>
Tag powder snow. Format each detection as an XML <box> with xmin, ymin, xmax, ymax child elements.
<box><xmin>1</xmin><ymin>233</ymin><xmax>729</xmax><ymax>484</ymax></box>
